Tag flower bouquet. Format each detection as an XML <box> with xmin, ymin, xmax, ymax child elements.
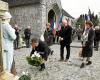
<box><xmin>19</xmin><ymin>71</ymin><xmax>30</xmax><ymax>80</ymax></box>
<box><xmin>26</xmin><ymin>52</ymin><xmax>44</xmax><ymax>67</ymax></box>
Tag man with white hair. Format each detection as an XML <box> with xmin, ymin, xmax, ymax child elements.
<box><xmin>59</xmin><ymin>19</ymin><xmax>72</xmax><ymax>62</ymax></box>
<box><xmin>2</xmin><ymin>11</ymin><xmax>16</xmax><ymax>72</ymax></box>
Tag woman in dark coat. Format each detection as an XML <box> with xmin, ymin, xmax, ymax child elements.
<box><xmin>80</xmin><ymin>21</ymin><xmax>95</xmax><ymax>68</ymax></box>
<box><xmin>30</xmin><ymin>38</ymin><xmax>51</xmax><ymax>71</ymax></box>
<box><xmin>44</xmin><ymin>23</ymin><xmax>53</xmax><ymax>46</ymax></box>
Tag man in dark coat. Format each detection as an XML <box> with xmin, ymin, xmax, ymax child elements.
<box><xmin>14</xmin><ymin>24</ymin><xmax>20</xmax><ymax>49</ymax></box>
<box><xmin>59</xmin><ymin>19</ymin><xmax>72</xmax><ymax>62</ymax></box>
<box><xmin>94</xmin><ymin>26</ymin><xmax>100</xmax><ymax>51</ymax></box>
<box><xmin>24</xmin><ymin>26</ymin><xmax>31</xmax><ymax>48</ymax></box>
<box><xmin>80</xmin><ymin>21</ymin><xmax>95</xmax><ymax>68</ymax></box>
<box><xmin>30</xmin><ymin>38</ymin><xmax>51</xmax><ymax>71</ymax></box>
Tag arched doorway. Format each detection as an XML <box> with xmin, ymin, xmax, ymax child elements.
<box><xmin>48</xmin><ymin>9</ymin><xmax>56</xmax><ymax>23</ymax></box>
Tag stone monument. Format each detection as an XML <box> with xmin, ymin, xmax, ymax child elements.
<box><xmin>0</xmin><ymin>1</ymin><xmax>19</xmax><ymax>80</ymax></box>
<box><xmin>0</xmin><ymin>0</ymin><xmax>8</xmax><ymax>73</ymax></box>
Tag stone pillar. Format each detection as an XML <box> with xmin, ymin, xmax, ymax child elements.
<box><xmin>41</xmin><ymin>0</ymin><xmax>46</xmax><ymax>33</ymax></box>
<box><xmin>0</xmin><ymin>0</ymin><xmax>8</xmax><ymax>73</ymax></box>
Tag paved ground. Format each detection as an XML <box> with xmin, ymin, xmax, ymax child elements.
<box><xmin>14</xmin><ymin>41</ymin><xmax>100</xmax><ymax>80</ymax></box>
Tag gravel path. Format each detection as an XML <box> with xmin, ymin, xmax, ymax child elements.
<box><xmin>14</xmin><ymin>42</ymin><xmax>100</xmax><ymax>80</ymax></box>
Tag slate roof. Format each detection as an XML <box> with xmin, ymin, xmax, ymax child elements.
<box><xmin>2</xmin><ymin>0</ymin><xmax>41</xmax><ymax>7</ymax></box>
<box><xmin>62</xmin><ymin>9</ymin><xmax>74</xmax><ymax>19</ymax></box>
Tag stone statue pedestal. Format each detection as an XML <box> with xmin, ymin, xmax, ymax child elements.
<box><xmin>0</xmin><ymin>71</ymin><xmax>19</xmax><ymax>80</ymax></box>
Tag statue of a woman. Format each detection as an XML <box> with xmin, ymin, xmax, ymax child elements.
<box><xmin>2</xmin><ymin>12</ymin><xmax>16</xmax><ymax>72</ymax></box>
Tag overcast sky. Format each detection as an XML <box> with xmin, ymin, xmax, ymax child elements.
<box><xmin>61</xmin><ymin>0</ymin><xmax>100</xmax><ymax>18</ymax></box>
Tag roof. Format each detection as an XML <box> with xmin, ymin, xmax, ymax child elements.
<box><xmin>62</xmin><ymin>9</ymin><xmax>74</xmax><ymax>19</ymax></box>
<box><xmin>2</xmin><ymin>0</ymin><xmax>41</xmax><ymax>7</ymax></box>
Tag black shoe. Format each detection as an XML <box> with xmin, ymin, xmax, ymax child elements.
<box><xmin>64</xmin><ymin>59</ymin><xmax>68</xmax><ymax>62</ymax></box>
<box><xmin>51</xmin><ymin>50</ymin><xmax>54</xmax><ymax>55</ymax></box>
<box><xmin>39</xmin><ymin>67</ymin><xmax>45</xmax><ymax>71</ymax></box>
<box><xmin>80</xmin><ymin>63</ymin><xmax>85</xmax><ymax>68</ymax></box>
<box><xmin>86</xmin><ymin>61</ymin><xmax>92</xmax><ymax>65</ymax></box>
<box><xmin>59</xmin><ymin>59</ymin><xmax>64</xmax><ymax>62</ymax></box>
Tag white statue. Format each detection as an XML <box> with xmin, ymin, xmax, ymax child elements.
<box><xmin>2</xmin><ymin>12</ymin><xmax>16</xmax><ymax>72</ymax></box>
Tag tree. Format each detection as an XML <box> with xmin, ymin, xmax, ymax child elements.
<box><xmin>92</xmin><ymin>15</ymin><xmax>99</xmax><ymax>27</ymax></box>
<box><xmin>75</xmin><ymin>9</ymin><xmax>100</xmax><ymax>28</ymax></box>
<box><xmin>76</xmin><ymin>15</ymin><xmax>85</xmax><ymax>28</ymax></box>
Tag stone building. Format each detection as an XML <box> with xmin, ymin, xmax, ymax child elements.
<box><xmin>2</xmin><ymin>0</ymin><xmax>62</xmax><ymax>38</ymax></box>
<box><xmin>62</xmin><ymin>9</ymin><xmax>74</xmax><ymax>27</ymax></box>
<box><xmin>98</xmin><ymin>12</ymin><xmax>100</xmax><ymax>26</ymax></box>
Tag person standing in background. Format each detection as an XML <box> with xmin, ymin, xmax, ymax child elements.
<box><xmin>44</xmin><ymin>23</ymin><xmax>53</xmax><ymax>46</ymax></box>
<box><xmin>94</xmin><ymin>26</ymin><xmax>100</xmax><ymax>51</ymax></box>
<box><xmin>24</xmin><ymin>26</ymin><xmax>31</xmax><ymax>48</ymax></box>
<box><xmin>14</xmin><ymin>24</ymin><xmax>20</xmax><ymax>49</ymax></box>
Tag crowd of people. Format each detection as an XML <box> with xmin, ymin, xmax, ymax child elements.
<box><xmin>1</xmin><ymin>11</ymin><xmax>100</xmax><ymax>75</ymax></box>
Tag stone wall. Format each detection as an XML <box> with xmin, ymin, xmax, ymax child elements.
<box><xmin>9</xmin><ymin>0</ymin><xmax>62</xmax><ymax>38</ymax></box>
<box><xmin>10</xmin><ymin>4</ymin><xmax>43</xmax><ymax>38</ymax></box>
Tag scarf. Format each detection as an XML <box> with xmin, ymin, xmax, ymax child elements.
<box><xmin>81</xmin><ymin>28</ymin><xmax>90</xmax><ymax>46</ymax></box>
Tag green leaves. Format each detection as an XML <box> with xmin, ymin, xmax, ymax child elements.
<box><xmin>19</xmin><ymin>75</ymin><xmax>30</xmax><ymax>80</ymax></box>
<box><xmin>26</xmin><ymin>56</ymin><xmax>43</xmax><ymax>67</ymax></box>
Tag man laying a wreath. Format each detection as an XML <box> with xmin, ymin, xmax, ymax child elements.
<box><xmin>27</xmin><ymin>38</ymin><xmax>51</xmax><ymax>71</ymax></box>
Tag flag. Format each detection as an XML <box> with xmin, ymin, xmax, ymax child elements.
<box><xmin>87</xmin><ymin>15</ymin><xmax>90</xmax><ymax>21</ymax></box>
<box><xmin>53</xmin><ymin>22</ymin><xmax>56</xmax><ymax>34</ymax></box>
<box><xmin>50</xmin><ymin>17</ymin><xmax>56</xmax><ymax>34</ymax></box>
<box><xmin>85</xmin><ymin>14</ymin><xmax>88</xmax><ymax>21</ymax></box>
<box><xmin>59</xmin><ymin>14</ymin><xmax>63</xmax><ymax>23</ymax></box>
<box><xmin>58</xmin><ymin>15</ymin><xmax>63</xmax><ymax>30</ymax></box>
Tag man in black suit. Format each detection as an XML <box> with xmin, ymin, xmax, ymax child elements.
<box><xmin>30</xmin><ymin>38</ymin><xmax>51</xmax><ymax>71</ymax></box>
<box><xmin>59</xmin><ymin>20</ymin><xmax>72</xmax><ymax>62</ymax></box>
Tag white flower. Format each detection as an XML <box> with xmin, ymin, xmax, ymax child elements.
<box><xmin>36</xmin><ymin>54</ymin><xmax>40</xmax><ymax>57</ymax></box>
<box><xmin>26</xmin><ymin>71</ymin><xmax>29</xmax><ymax>75</ymax></box>
<box><xmin>31</xmin><ymin>54</ymin><xmax>35</xmax><ymax>58</ymax></box>
<box><xmin>22</xmin><ymin>71</ymin><xmax>26</xmax><ymax>75</ymax></box>
<box><xmin>33</xmin><ymin>52</ymin><xmax>40</xmax><ymax>57</ymax></box>
<box><xmin>34</xmin><ymin>52</ymin><xmax>37</xmax><ymax>56</ymax></box>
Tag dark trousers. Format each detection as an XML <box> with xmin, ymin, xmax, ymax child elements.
<box><xmin>60</xmin><ymin>44</ymin><xmax>70</xmax><ymax>60</ymax></box>
<box><xmin>40</xmin><ymin>63</ymin><xmax>45</xmax><ymax>69</ymax></box>
<box><xmin>14</xmin><ymin>38</ymin><xmax>19</xmax><ymax>49</ymax></box>
<box><xmin>25</xmin><ymin>39</ymin><xmax>30</xmax><ymax>48</ymax></box>
<box><xmin>95</xmin><ymin>41</ymin><xmax>99</xmax><ymax>50</ymax></box>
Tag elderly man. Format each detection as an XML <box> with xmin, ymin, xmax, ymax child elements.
<box><xmin>59</xmin><ymin>19</ymin><xmax>72</xmax><ymax>62</ymax></box>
